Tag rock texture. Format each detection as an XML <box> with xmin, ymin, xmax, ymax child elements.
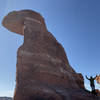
<box><xmin>2</xmin><ymin>10</ymin><xmax>46</xmax><ymax>35</ymax></box>
<box><xmin>96</xmin><ymin>75</ymin><xmax>100</xmax><ymax>84</ymax></box>
<box><xmin>2</xmin><ymin>10</ymin><xmax>100</xmax><ymax>100</ymax></box>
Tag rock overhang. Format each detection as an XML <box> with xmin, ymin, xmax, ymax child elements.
<box><xmin>2</xmin><ymin>10</ymin><xmax>47</xmax><ymax>35</ymax></box>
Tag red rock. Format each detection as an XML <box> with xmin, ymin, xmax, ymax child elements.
<box><xmin>2</xmin><ymin>10</ymin><xmax>100</xmax><ymax>100</ymax></box>
<box><xmin>2</xmin><ymin>10</ymin><xmax>46</xmax><ymax>35</ymax></box>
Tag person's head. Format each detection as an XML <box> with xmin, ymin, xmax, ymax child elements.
<box><xmin>90</xmin><ymin>76</ymin><xmax>93</xmax><ymax>79</ymax></box>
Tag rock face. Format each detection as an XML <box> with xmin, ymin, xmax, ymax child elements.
<box><xmin>2</xmin><ymin>10</ymin><xmax>46</xmax><ymax>35</ymax></box>
<box><xmin>2</xmin><ymin>10</ymin><xmax>100</xmax><ymax>100</ymax></box>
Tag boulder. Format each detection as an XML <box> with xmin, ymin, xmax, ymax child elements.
<box><xmin>2</xmin><ymin>10</ymin><xmax>100</xmax><ymax>100</ymax></box>
<box><xmin>2</xmin><ymin>10</ymin><xmax>46</xmax><ymax>35</ymax></box>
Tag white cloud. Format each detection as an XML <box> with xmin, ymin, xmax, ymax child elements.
<box><xmin>85</xmin><ymin>82</ymin><xmax>100</xmax><ymax>91</ymax></box>
<box><xmin>0</xmin><ymin>90</ymin><xmax>14</xmax><ymax>97</ymax></box>
<box><xmin>85</xmin><ymin>83</ymin><xmax>91</xmax><ymax>91</ymax></box>
<box><xmin>95</xmin><ymin>83</ymin><xmax>100</xmax><ymax>90</ymax></box>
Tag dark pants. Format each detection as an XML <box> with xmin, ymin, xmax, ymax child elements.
<box><xmin>91</xmin><ymin>84</ymin><xmax>95</xmax><ymax>91</ymax></box>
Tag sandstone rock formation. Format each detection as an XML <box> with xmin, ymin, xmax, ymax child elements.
<box><xmin>2</xmin><ymin>10</ymin><xmax>100</xmax><ymax>100</ymax></box>
<box><xmin>96</xmin><ymin>75</ymin><xmax>100</xmax><ymax>84</ymax></box>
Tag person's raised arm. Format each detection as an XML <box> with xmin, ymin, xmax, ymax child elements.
<box><xmin>85</xmin><ymin>75</ymin><xmax>90</xmax><ymax>80</ymax></box>
<box><xmin>94</xmin><ymin>75</ymin><xmax>97</xmax><ymax>80</ymax></box>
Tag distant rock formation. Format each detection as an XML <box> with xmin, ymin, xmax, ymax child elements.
<box><xmin>0</xmin><ymin>97</ymin><xmax>12</xmax><ymax>100</ymax></box>
<box><xmin>96</xmin><ymin>75</ymin><xmax>100</xmax><ymax>84</ymax></box>
<box><xmin>2</xmin><ymin>10</ymin><xmax>100</xmax><ymax>100</ymax></box>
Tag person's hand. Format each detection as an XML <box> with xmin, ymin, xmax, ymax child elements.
<box><xmin>96</xmin><ymin>75</ymin><xmax>98</xmax><ymax>77</ymax></box>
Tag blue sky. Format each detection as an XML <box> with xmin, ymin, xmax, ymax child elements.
<box><xmin>0</xmin><ymin>0</ymin><xmax>100</xmax><ymax>97</ymax></box>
